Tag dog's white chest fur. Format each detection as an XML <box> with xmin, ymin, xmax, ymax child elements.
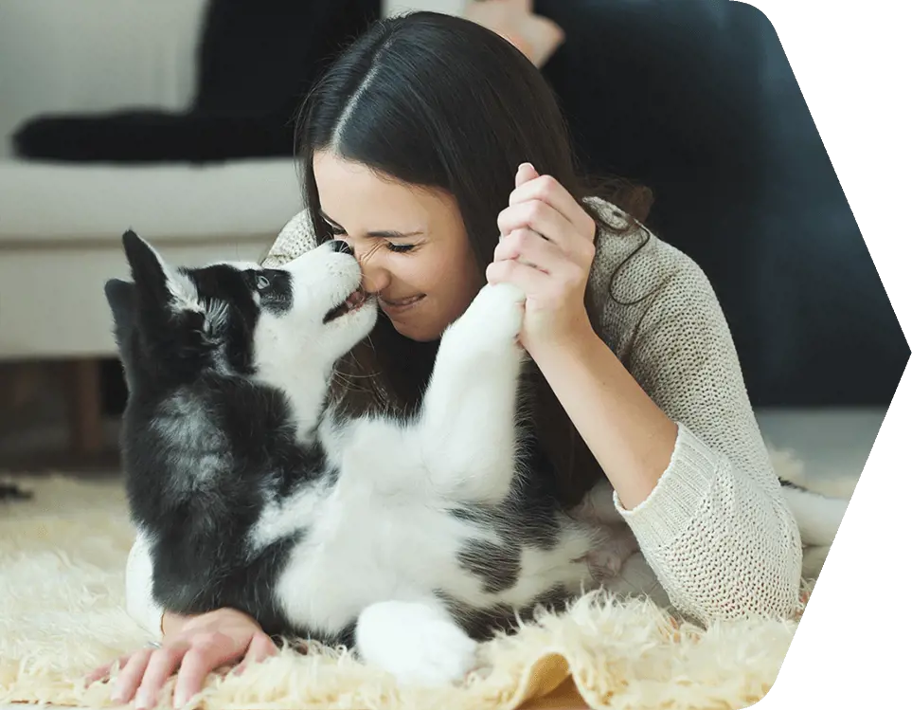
<box><xmin>261</xmin><ymin>478</ymin><xmax>477</xmax><ymax>632</ymax></box>
<box><xmin>253</xmin><ymin>420</ymin><xmax>593</xmax><ymax>636</ymax></box>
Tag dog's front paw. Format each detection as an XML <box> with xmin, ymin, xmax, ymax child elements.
<box><xmin>457</xmin><ymin>283</ymin><xmax>526</xmax><ymax>346</ymax></box>
<box><xmin>357</xmin><ymin>601</ymin><xmax>479</xmax><ymax>687</ymax></box>
<box><xmin>586</xmin><ymin>524</ymin><xmax>641</xmax><ymax>580</ymax></box>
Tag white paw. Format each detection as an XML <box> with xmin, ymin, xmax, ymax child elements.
<box><xmin>356</xmin><ymin>601</ymin><xmax>479</xmax><ymax>687</ymax></box>
<box><xmin>453</xmin><ymin>283</ymin><xmax>526</xmax><ymax>347</ymax></box>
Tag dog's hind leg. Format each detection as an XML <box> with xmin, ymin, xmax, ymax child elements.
<box><xmin>356</xmin><ymin>597</ymin><xmax>479</xmax><ymax>686</ymax></box>
<box><xmin>413</xmin><ymin>283</ymin><xmax>527</xmax><ymax>505</ymax></box>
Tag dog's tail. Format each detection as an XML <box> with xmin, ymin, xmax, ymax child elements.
<box><xmin>769</xmin><ymin>446</ymin><xmax>857</xmax><ymax>546</ymax></box>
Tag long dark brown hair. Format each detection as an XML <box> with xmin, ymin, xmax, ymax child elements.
<box><xmin>293</xmin><ymin>11</ymin><xmax>652</xmax><ymax>506</ymax></box>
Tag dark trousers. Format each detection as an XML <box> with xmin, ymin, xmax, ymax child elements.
<box><xmin>536</xmin><ymin>0</ymin><xmax>907</xmax><ymax>407</ymax></box>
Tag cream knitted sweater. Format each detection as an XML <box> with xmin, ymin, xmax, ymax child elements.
<box><xmin>123</xmin><ymin>199</ymin><xmax>803</xmax><ymax>636</ymax></box>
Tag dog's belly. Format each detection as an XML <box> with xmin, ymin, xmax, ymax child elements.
<box><xmin>270</xmin><ymin>490</ymin><xmax>484</xmax><ymax>635</ymax></box>
<box><xmin>254</xmin><ymin>454</ymin><xmax>602</xmax><ymax>639</ymax></box>
<box><xmin>270</xmin><ymin>497</ymin><xmax>598</xmax><ymax>637</ymax></box>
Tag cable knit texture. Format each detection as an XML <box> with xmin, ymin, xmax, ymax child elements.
<box><xmin>124</xmin><ymin>198</ymin><xmax>803</xmax><ymax>635</ymax></box>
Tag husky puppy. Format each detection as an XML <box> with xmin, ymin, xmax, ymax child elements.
<box><xmin>105</xmin><ymin>230</ymin><xmax>620</xmax><ymax>685</ymax></box>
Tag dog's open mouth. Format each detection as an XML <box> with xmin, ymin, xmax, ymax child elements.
<box><xmin>324</xmin><ymin>287</ymin><xmax>369</xmax><ymax>323</ymax></box>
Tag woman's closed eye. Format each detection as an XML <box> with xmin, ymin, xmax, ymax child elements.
<box><xmin>327</xmin><ymin>224</ymin><xmax>416</xmax><ymax>253</ymax></box>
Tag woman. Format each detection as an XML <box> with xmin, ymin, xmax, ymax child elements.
<box><xmin>103</xmin><ymin>11</ymin><xmax>802</xmax><ymax>709</ymax></box>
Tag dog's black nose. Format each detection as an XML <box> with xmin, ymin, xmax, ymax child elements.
<box><xmin>329</xmin><ymin>240</ymin><xmax>353</xmax><ymax>255</ymax></box>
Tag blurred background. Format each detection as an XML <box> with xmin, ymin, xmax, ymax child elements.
<box><xmin>0</xmin><ymin>0</ymin><xmax>906</xmax><ymax>482</ymax></box>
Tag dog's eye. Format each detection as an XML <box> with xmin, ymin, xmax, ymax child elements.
<box><xmin>256</xmin><ymin>275</ymin><xmax>270</xmax><ymax>291</ymax></box>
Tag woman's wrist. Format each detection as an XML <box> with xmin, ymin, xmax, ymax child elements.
<box><xmin>528</xmin><ymin>318</ymin><xmax>677</xmax><ymax>508</ymax></box>
<box><xmin>161</xmin><ymin>611</ymin><xmax>192</xmax><ymax>639</ymax></box>
<box><xmin>524</xmin><ymin>312</ymin><xmax>599</xmax><ymax>364</ymax></box>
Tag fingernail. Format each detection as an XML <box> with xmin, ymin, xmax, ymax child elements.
<box><xmin>134</xmin><ymin>691</ymin><xmax>149</xmax><ymax>709</ymax></box>
<box><xmin>173</xmin><ymin>694</ymin><xmax>187</xmax><ymax>708</ymax></box>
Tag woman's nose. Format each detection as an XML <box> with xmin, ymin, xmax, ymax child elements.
<box><xmin>357</xmin><ymin>251</ymin><xmax>391</xmax><ymax>294</ymax></box>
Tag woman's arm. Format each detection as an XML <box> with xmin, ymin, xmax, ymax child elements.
<box><xmin>530</xmin><ymin>325</ymin><xmax>678</xmax><ymax>510</ymax></box>
<box><xmin>117</xmin><ymin>534</ymin><xmax>276</xmax><ymax>709</ymax></box>
<box><xmin>536</xmin><ymin>257</ymin><xmax>804</xmax><ymax>625</ymax></box>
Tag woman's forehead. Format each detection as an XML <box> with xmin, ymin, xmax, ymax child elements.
<box><xmin>313</xmin><ymin>152</ymin><xmax>457</xmax><ymax>227</ymax></box>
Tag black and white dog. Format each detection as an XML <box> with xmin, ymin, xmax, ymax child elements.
<box><xmin>106</xmin><ymin>231</ymin><xmax>851</xmax><ymax>684</ymax></box>
<box><xmin>105</xmin><ymin>231</ymin><xmax>628</xmax><ymax>685</ymax></box>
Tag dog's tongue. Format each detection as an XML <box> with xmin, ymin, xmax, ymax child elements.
<box><xmin>345</xmin><ymin>289</ymin><xmax>366</xmax><ymax>309</ymax></box>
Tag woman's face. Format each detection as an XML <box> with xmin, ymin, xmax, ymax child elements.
<box><xmin>313</xmin><ymin>150</ymin><xmax>484</xmax><ymax>342</ymax></box>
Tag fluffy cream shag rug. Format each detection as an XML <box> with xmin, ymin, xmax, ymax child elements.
<box><xmin>0</xmin><ymin>474</ymin><xmax>813</xmax><ymax>710</ymax></box>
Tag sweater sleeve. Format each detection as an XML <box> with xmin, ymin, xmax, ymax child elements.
<box><xmin>125</xmin><ymin>532</ymin><xmax>164</xmax><ymax>638</ymax></box>
<box><xmin>261</xmin><ymin>209</ymin><xmax>319</xmax><ymax>268</ymax></box>
<box><xmin>608</xmin><ymin>251</ymin><xmax>804</xmax><ymax>625</ymax></box>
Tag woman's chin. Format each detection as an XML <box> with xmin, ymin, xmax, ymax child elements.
<box><xmin>386</xmin><ymin>315</ymin><xmax>443</xmax><ymax>343</ymax></box>
<box><xmin>392</xmin><ymin>323</ymin><xmax>437</xmax><ymax>342</ymax></box>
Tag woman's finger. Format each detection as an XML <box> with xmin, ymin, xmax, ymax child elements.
<box><xmin>84</xmin><ymin>655</ymin><xmax>129</xmax><ymax>686</ymax></box>
<box><xmin>109</xmin><ymin>648</ymin><xmax>155</xmax><ymax>705</ymax></box>
<box><xmin>497</xmin><ymin>199</ymin><xmax>578</xmax><ymax>254</ymax></box>
<box><xmin>172</xmin><ymin>633</ymin><xmax>250</xmax><ymax>708</ymax></box>
<box><xmin>234</xmin><ymin>631</ymin><xmax>280</xmax><ymax>677</ymax></box>
<box><xmin>509</xmin><ymin>169</ymin><xmax>596</xmax><ymax>241</ymax></box>
<box><xmin>133</xmin><ymin>645</ymin><xmax>186</xmax><ymax>710</ymax></box>
<box><xmin>247</xmin><ymin>631</ymin><xmax>280</xmax><ymax>663</ymax></box>
<box><xmin>172</xmin><ymin>646</ymin><xmax>222</xmax><ymax>708</ymax></box>
<box><xmin>494</xmin><ymin>229</ymin><xmax>571</xmax><ymax>276</ymax></box>
<box><xmin>515</xmin><ymin>162</ymin><xmax>539</xmax><ymax>189</ymax></box>
<box><xmin>486</xmin><ymin>256</ymin><xmax>551</xmax><ymax>294</ymax></box>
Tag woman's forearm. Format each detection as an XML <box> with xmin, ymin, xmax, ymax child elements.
<box><xmin>529</xmin><ymin>324</ymin><xmax>678</xmax><ymax>510</ymax></box>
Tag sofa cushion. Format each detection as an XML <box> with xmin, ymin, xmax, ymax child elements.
<box><xmin>0</xmin><ymin>159</ymin><xmax>302</xmax><ymax>244</ymax></box>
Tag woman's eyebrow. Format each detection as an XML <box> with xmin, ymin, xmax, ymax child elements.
<box><xmin>319</xmin><ymin>210</ymin><xmax>423</xmax><ymax>239</ymax></box>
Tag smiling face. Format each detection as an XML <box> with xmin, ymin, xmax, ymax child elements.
<box><xmin>312</xmin><ymin>150</ymin><xmax>484</xmax><ymax>342</ymax></box>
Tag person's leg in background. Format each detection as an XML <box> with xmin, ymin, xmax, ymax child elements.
<box><xmin>534</xmin><ymin>0</ymin><xmax>907</xmax><ymax>407</ymax></box>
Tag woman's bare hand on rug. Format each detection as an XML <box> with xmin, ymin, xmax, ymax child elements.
<box><xmin>88</xmin><ymin>607</ymin><xmax>277</xmax><ymax>709</ymax></box>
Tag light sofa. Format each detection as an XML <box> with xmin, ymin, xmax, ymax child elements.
<box><xmin>0</xmin><ymin>0</ymin><xmax>305</xmax><ymax>451</ymax></box>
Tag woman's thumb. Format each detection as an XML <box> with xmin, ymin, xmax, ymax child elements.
<box><xmin>516</xmin><ymin>162</ymin><xmax>539</xmax><ymax>188</ymax></box>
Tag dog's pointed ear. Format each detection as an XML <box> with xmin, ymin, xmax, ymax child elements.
<box><xmin>121</xmin><ymin>229</ymin><xmax>199</xmax><ymax>311</ymax></box>
<box><xmin>122</xmin><ymin>230</ymin><xmax>170</xmax><ymax>305</ymax></box>
<box><xmin>104</xmin><ymin>278</ymin><xmax>140</xmax><ymax>390</ymax></box>
<box><xmin>104</xmin><ymin>278</ymin><xmax>136</xmax><ymax>345</ymax></box>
